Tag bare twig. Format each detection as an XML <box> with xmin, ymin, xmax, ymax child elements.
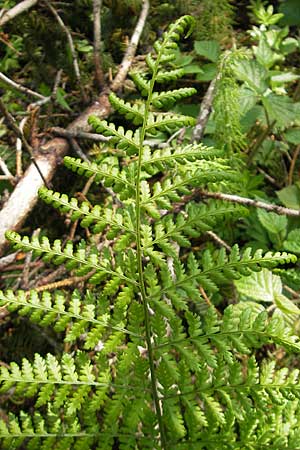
<box><xmin>0</xmin><ymin>72</ymin><xmax>47</xmax><ymax>101</ymax></box>
<box><xmin>191</xmin><ymin>76</ymin><xmax>218</xmax><ymax>143</ymax></box>
<box><xmin>70</xmin><ymin>137</ymin><xmax>89</xmax><ymax>162</ymax></box>
<box><xmin>0</xmin><ymin>252</ymin><xmax>18</xmax><ymax>270</ymax></box>
<box><xmin>33</xmin><ymin>265</ymin><xmax>67</xmax><ymax>288</ymax></box>
<box><xmin>257</xmin><ymin>167</ymin><xmax>280</xmax><ymax>188</ymax></box>
<box><xmin>0</xmin><ymin>0</ymin><xmax>38</xmax><ymax>27</ymax></box>
<box><xmin>46</xmin><ymin>1</ymin><xmax>88</xmax><ymax>102</ymax></box>
<box><xmin>93</xmin><ymin>0</ymin><xmax>105</xmax><ymax>88</ymax></box>
<box><xmin>206</xmin><ymin>230</ymin><xmax>231</xmax><ymax>252</ymax></box>
<box><xmin>33</xmin><ymin>271</ymin><xmax>95</xmax><ymax>293</ymax></box>
<box><xmin>288</xmin><ymin>144</ymin><xmax>300</xmax><ymax>186</ymax></box>
<box><xmin>111</xmin><ymin>0</ymin><xmax>150</xmax><ymax>91</ymax></box>
<box><xmin>0</xmin><ymin>99</ymin><xmax>49</xmax><ymax>187</ymax></box>
<box><xmin>49</xmin><ymin>126</ymin><xmax>110</xmax><ymax>142</ymax></box>
<box><xmin>0</xmin><ymin>93</ymin><xmax>112</xmax><ymax>255</ymax></box>
<box><xmin>158</xmin><ymin>128</ymin><xmax>184</xmax><ymax>149</ymax></box>
<box><xmin>0</xmin><ymin>0</ymin><xmax>145</xmax><ymax>255</ymax></box>
<box><xmin>16</xmin><ymin>117</ymin><xmax>27</xmax><ymax>177</ymax></box>
<box><xmin>198</xmin><ymin>190</ymin><xmax>300</xmax><ymax>217</ymax></box>
<box><xmin>51</xmin><ymin>69</ymin><xmax>63</xmax><ymax>100</ymax></box>
<box><xmin>0</xmin><ymin>157</ymin><xmax>14</xmax><ymax>180</ymax></box>
<box><xmin>283</xmin><ymin>284</ymin><xmax>300</xmax><ymax>299</ymax></box>
<box><xmin>0</xmin><ymin>34</ymin><xmax>22</xmax><ymax>55</ymax></box>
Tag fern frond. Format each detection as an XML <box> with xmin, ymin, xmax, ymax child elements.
<box><xmin>5</xmin><ymin>231</ymin><xmax>138</xmax><ymax>286</ymax></box>
<box><xmin>2</xmin><ymin>13</ymin><xmax>300</xmax><ymax>450</ymax></box>
<box><xmin>152</xmin><ymin>87</ymin><xmax>197</xmax><ymax>109</ymax></box>
<box><xmin>109</xmin><ymin>92</ymin><xmax>145</xmax><ymax>125</ymax></box>
<box><xmin>141</xmin><ymin>144</ymin><xmax>223</xmax><ymax>175</ymax></box>
<box><xmin>140</xmin><ymin>166</ymin><xmax>234</xmax><ymax>216</ymax></box>
<box><xmin>0</xmin><ymin>289</ymin><xmax>139</xmax><ymax>340</ymax></box>
<box><xmin>63</xmin><ymin>156</ymin><xmax>135</xmax><ymax>199</ymax></box>
<box><xmin>159</xmin><ymin>246</ymin><xmax>296</xmax><ymax>301</ymax></box>
<box><xmin>38</xmin><ymin>187</ymin><xmax>135</xmax><ymax>235</ymax></box>
<box><xmin>156</xmin><ymin>68</ymin><xmax>185</xmax><ymax>83</ymax></box>
<box><xmin>0</xmin><ymin>411</ymin><xmax>96</xmax><ymax>449</ymax></box>
<box><xmin>88</xmin><ymin>117</ymin><xmax>140</xmax><ymax>155</ymax></box>
<box><xmin>146</xmin><ymin>112</ymin><xmax>196</xmax><ymax>134</ymax></box>
<box><xmin>130</xmin><ymin>72</ymin><xmax>150</xmax><ymax>96</ymax></box>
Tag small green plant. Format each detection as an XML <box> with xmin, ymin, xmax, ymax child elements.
<box><xmin>1</xmin><ymin>15</ymin><xmax>300</xmax><ymax>450</ymax></box>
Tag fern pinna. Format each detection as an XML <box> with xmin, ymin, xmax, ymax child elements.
<box><xmin>1</xmin><ymin>15</ymin><xmax>300</xmax><ymax>450</ymax></box>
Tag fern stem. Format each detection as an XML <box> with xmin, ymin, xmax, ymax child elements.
<box><xmin>135</xmin><ymin>55</ymin><xmax>168</xmax><ymax>449</ymax></box>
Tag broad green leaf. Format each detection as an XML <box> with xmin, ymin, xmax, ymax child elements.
<box><xmin>279</xmin><ymin>0</ymin><xmax>300</xmax><ymax>26</ymax></box>
<box><xmin>172</xmin><ymin>50</ymin><xmax>194</xmax><ymax>67</ymax></box>
<box><xmin>284</xmin><ymin>229</ymin><xmax>300</xmax><ymax>254</ymax></box>
<box><xmin>196</xmin><ymin>63</ymin><xmax>217</xmax><ymax>82</ymax></box>
<box><xmin>276</xmin><ymin>184</ymin><xmax>300</xmax><ymax>209</ymax></box>
<box><xmin>262</xmin><ymin>94</ymin><xmax>297</xmax><ymax>129</ymax></box>
<box><xmin>284</xmin><ymin>128</ymin><xmax>300</xmax><ymax>145</ymax></box>
<box><xmin>235</xmin><ymin>268</ymin><xmax>282</xmax><ymax>303</ymax></box>
<box><xmin>280</xmin><ymin>37</ymin><xmax>299</xmax><ymax>54</ymax></box>
<box><xmin>257</xmin><ymin>209</ymin><xmax>287</xmax><ymax>235</ymax></box>
<box><xmin>234</xmin><ymin>60</ymin><xmax>268</xmax><ymax>94</ymax></box>
<box><xmin>194</xmin><ymin>40</ymin><xmax>220</xmax><ymax>62</ymax></box>
<box><xmin>238</xmin><ymin>87</ymin><xmax>259</xmax><ymax>115</ymax></box>
<box><xmin>183</xmin><ymin>64</ymin><xmax>203</xmax><ymax>74</ymax></box>
<box><xmin>254</xmin><ymin>38</ymin><xmax>277</xmax><ymax>69</ymax></box>
<box><xmin>271</xmin><ymin>72</ymin><xmax>300</xmax><ymax>84</ymax></box>
<box><xmin>240</xmin><ymin>105</ymin><xmax>264</xmax><ymax>132</ymax></box>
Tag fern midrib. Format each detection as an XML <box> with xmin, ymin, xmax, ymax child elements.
<box><xmin>135</xmin><ymin>47</ymin><xmax>168</xmax><ymax>449</ymax></box>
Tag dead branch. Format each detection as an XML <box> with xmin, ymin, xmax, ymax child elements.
<box><xmin>0</xmin><ymin>94</ymin><xmax>112</xmax><ymax>255</ymax></box>
<box><xmin>0</xmin><ymin>252</ymin><xmax>19</xmax><ymax>270</ymax></box>
<box><xmin>191</xmin><ymin>76</ymin><xmax>218</xmax><ymax>143</ymax></box>
<box><xmin>199</xmin><ymin>190</ymin><xmax>300</xmax><ymax>217</ymax></box>
<box><xmin>0</xmin><ymin>2</ymin><xmax>149</xmax><ymax>255</ymax></box>
<box><xmin>206</xmin><ymin>230</ymin><xmax>231</xmax><ymax>252</ymax></box>
<box><xmin>93</xmin><ymin>0</ymin><xmax>105</xmax><ymax>88</ymax></box>
<box><xmin>0</xmin><ymin>157</ymin><xmax>14</xmax><ymax>180</ymax></box>
<box><xmin>111</xmin><ymin>0</ymin><xmax>150</xmax><ymax>91</ymax></box>
<box><xmin>33</xmin><ymin>270</ymin><xmax>95</xmax><ymax>293</ymax></box>
<box><xmin>0</xmin><ymin>0</ymin><xmax>38</xmax><ymax>27</ymax></box>
<box><xmin>0</xmin><ymin>98</ymin><xmax>50</xmax><ymax>187</ymax></box>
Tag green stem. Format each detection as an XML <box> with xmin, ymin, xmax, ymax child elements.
<box><xmin>135</xmin><ymin>57</ymin><xmax>168</xmax><ymax>449</ymax></box>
